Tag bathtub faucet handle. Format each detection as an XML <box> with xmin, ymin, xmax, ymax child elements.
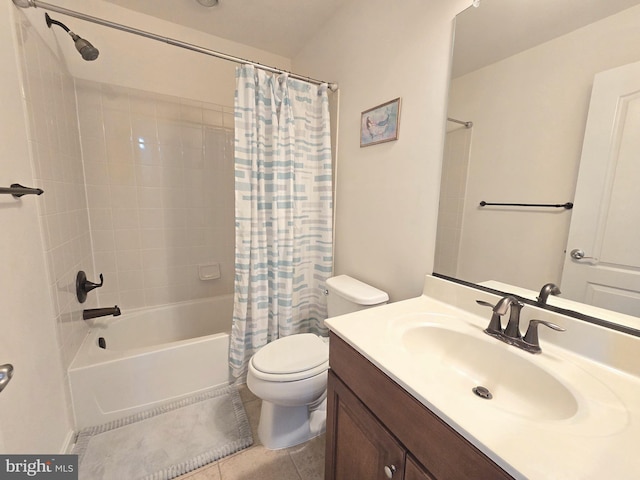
<box><xmin>76</xmin><ymin>270</ymin><xmax>104</xmax><ymax>303</ymax></box>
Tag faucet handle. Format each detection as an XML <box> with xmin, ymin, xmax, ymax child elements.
<box><xmin>523</xmin><ymin>319</ymin><xmax>566</xmax><ymax>353</ymax></box>
<box><xmin>476</xmin><ymin>299</ymin><xmax>494</xmax><ymax>309</ymax></box>
<box><xmin>476</xmin><ymin>299</ymin><xmax>505</xmax><ymax>335</ymax></box>
<box><xmin>76</xmin><ymin>270</ymin><xmax>104</xmax><ymax>303</ymax></box>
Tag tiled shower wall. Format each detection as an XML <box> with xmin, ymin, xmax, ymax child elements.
<box><xmin>15</xmin><ymin>10</ymin><xmax>94</xmax><ymax>374</ymax></box>
<box><xmin>75</xmin><ymin>81</ymin><xmax>235</xmax><ymax>310</ymax></box>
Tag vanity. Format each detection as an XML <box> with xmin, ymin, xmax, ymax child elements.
<box><xmin>325</xmin><ymin>334</ymin><xmax>511</xmax><ymax>479</ymax></box>
<box><xmin>324</xmin><ymin>276</ymin><xmax>640</xmax><ymax>479</ymax></box>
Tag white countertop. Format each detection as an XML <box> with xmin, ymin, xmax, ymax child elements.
<box><xmin>325</xmin><ymin>276</ymin><xmax>640</xmax><ymax>479</ymax></box>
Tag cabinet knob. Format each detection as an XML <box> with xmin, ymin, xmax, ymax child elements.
<box><xmin>384</xmin><ymin>464</ymin><xmax>397</xmax><ymax>479</ymax></box>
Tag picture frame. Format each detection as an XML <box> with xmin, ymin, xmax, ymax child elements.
<box><xmin>360</xmin><ymin>97</ymin><xmax>401</xmax><ymax>147</ymax></box>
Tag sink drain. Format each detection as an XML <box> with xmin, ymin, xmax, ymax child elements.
<box><xmin>472</xmin><ymin>386</ymin><xmax>493</xmax><ymax>400</ymax></box>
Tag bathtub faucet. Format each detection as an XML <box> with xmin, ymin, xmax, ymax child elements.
<box><xmin>83</xmin><ymin>306</ymin><xmax>121</xmax><ymax>321</ymax></box>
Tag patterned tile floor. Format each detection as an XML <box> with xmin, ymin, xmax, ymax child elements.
<box><xmin>177</xmin><ymin>385</ymin><xmax>325</xmax><ymax>480</ymax></box>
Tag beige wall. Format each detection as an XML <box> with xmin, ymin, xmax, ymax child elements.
<box><xmin>448</xmin><ymin>4</ymin><xmax>640</xmax><ymax>290</ymax></box>
<box><xmin>294</xmin><ymin>0</ymin><xmax>472</xmax><ymax>301</ymax></box>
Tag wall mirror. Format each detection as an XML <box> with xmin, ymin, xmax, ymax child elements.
<box><xmin>435</xmin><ymin>0</ymin><xmax>640</xmax><ymax>333</ymax></box>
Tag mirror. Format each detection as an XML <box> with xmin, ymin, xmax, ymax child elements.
<box><xmin>435</xmin><ymin>0</ymin><xmax>640</xmax><ymax>331</ymax></box>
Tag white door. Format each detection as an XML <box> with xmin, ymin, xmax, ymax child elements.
<box><xmin>561</xmin><ymin>60</ymin><xmax>640</xmax><ymax>316</ymax></box>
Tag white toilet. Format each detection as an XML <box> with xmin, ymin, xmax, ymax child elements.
<box><xmin>246</xmin><ymin>274</ymin><xmax>389</xmax><ymax>449</ymax></box>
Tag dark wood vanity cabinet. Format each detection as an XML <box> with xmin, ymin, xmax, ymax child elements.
<box><xmin>325</xmin><ymin>333</ymin><xmax>513</xmax><ymax>480</ymax></box>
<box><xmin>328</xmin><ymin>370</ymin><xmax>408</xmax><ymax>479</ymax></box>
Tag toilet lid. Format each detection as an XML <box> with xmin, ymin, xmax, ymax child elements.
<box><xmin>252</xmin><ymin>333</ymin><xmax>328</xmax><ymax>375</ymax></box>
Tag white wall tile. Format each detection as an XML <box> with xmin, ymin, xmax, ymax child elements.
<box><xmin>133</xmin><ymin>142</ymin><xmax>161</xmax><ymax>166</ymax></box>
<box><xmin>14</xmin><ymin>10</ymin><xmax>93</xmax><ymax>408</ymax></box>
<box><xmin>110</xmin><ymin>185</ymin><xmax>139</xmax><ymax>208</ymax></box>
<box><xmin>140</xmin><ymin>228</ymin><xmax>166</xmax><ymax>249</ymax></box>
<box><xmin>139</xmin><ymin>208</ymin><xmax>164</xmax><ymax>229</ymax></box>
<box><xmin>84</xmin><ymin>161</ymin><xmax>110</xmax><ymax>185</ymax></box>
<box><xmin>131</xmin><ymin>114</ymin><xmax>158</xmax><ymax>144</ymax></box>
<box><xmin>106</xmin><ymin>136</ymin><xmax>134</xmax><ymax>164</ymax></box>
<box><xmin>112</xmin><ymin>208</ymin><xmax>140</xmax><ymax>229</ymax></box>
<box><xmin>77</xmin><ymin>79</ymin><xmax>235</xmax><ymax>309</ymax></box>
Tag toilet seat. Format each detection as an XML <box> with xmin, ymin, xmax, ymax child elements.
<box><xmin>250</xmin><ymin>333</ymin><xmax>329</xmax><ymax>382</ymax></box>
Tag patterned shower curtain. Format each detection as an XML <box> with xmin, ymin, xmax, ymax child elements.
<box><xmin>229</xmin><ymin>65</ymin><xmax>333</xmax><ymax>378</ymax></box>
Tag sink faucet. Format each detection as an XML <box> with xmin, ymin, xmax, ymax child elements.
<box><xmin>477</xmin><ymin>296</ymin><xmax>564</xmax><ymax>353</ymax></box>
<box><xmin>83</xmin><ymin>306</ymin><xmax>121</xmax><ymax>320</ymax></box>
<box><xmin>476</xmin><ymin>296</ymin><xmax>521</xmax><ymax>338</ymax></box>
<box><xmin>503</xmin><ymin>298</ymin><xmax>525</xmax><ymax>340</ymax></box>
<box><xmin>537</xmin><ymin>283</ymin><xmax>561</xmax><ymax>305</ymax></box>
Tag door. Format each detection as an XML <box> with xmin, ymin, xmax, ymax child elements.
<box><xmin>325</xmin><ymin>371</ymin><xmax>405</xmax><ymax>480</ymax></box>
<box><xmin>561</xmin><ymin>60</ymin><xmax>640</xmax><ymax>316</ymax></box>
<box><xmin>405</xmin><ymin>455</ymin><xmax>436</xmax><ymax>480</ymax></box>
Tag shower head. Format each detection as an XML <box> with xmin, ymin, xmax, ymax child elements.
<box><xmin>45</xmin><ymin>13</ymin><xmax>99</xmax><ymax>61</ymax></box>
<box><xmin>70</xmin><ymin>33</ymin><xmax>100</xmax><ymax>61</ymax></box>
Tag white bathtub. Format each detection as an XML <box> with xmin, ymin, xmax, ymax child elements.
<box><xmin>69</xmin><ymin>295</ymin><xmax>233</xmax><ymax>429</ymax></box>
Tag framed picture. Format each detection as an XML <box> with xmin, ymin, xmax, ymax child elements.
<box><xmin>360</xmin><ymin>97</ymin><xmax>401</xmax><ymax>147</ymax></box>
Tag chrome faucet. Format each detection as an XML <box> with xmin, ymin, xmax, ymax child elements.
<box><xmin>537</xmin><ymin>282</ymin><xmax>561</xmax><ymax>305</ymax></box>
<box><xmin>477</xmin><ymin>296</ymin><xmax>565</xmax><ymax>353</ymax></box>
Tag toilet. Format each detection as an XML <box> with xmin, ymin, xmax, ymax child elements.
<box><xmin>247</xmin><ymin>274</ymin><xmax>389</xmax><ymax>449</ymax></box>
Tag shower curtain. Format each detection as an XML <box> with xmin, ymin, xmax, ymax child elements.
<box><xmin>230</xmin><ymin>65</ymin><xmax>333</xmax><ymax>378</ymax></box>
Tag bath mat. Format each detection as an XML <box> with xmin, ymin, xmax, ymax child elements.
<box><xmin>72</xmin><ymin>384</ymin><xmax>253</xmax><ymax>480</ymax></box>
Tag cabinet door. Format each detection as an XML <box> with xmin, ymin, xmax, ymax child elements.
<box><xmin>325</xmin><ymin>371</ymin><xmax>405</xmax><ymax>480</ymax></box>
<box><xmin>405</xmin><ymin>454</ymin><xmax>436</xmax><ymax>480</ymax></box>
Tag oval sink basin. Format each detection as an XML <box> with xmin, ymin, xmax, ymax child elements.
<box><xmin>402</xmin><ymin>326</ymin><xmax>579</xmax><ymax>421</ymax></box>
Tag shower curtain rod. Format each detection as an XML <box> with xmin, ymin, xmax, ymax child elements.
<box><xmin>12</xmin><ymin>0</ymin><xmax>338</xmax><ymax>91</ymax></box>
<box><xmin>447</xmin><ymin>117</ymin><xmax>473</xmax><ymax>128</ymax></box>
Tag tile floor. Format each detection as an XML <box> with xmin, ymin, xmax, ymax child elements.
<box><xmin>177</xmin><ymin>385</ymin><xmax>326</xmax><ymax>480</ymax></box>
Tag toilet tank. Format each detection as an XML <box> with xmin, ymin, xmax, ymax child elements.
<box><xmin>326</xmin><ymin>275</ymin><xmax>389</xmax><ymax>317</ymax></box>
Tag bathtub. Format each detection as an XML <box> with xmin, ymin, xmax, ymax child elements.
<box><xmin>68</xmin><ymin>294</ymin><xmax>233</xmax><ymax>429</ymax></box>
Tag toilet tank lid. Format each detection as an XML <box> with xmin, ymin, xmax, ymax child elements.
<box><xmin>326</xmin><ymin>275</ymin><xmax>389</xmax><ymax>305</ymax></box>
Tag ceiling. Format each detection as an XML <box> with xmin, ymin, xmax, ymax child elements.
<box><xmin>453</xmin><ymin>0</ymin><xmax>640</xmax><ymax>77</ymax></box>
<box><xmin>100</xmin><ymin>1</ymin><xmax>640</xmax><ymax>73</ymax></box>
<box><xmin>101</xmin><ymin>0</ymin><xmax>346</xmax><ymax>58</ymax></box>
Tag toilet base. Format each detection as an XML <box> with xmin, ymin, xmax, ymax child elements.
<box><xmin>258</xmin><ymin>399</ymin><xmax>327</xmax><ymax>450</ymax></box>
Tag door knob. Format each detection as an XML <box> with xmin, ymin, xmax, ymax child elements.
<box><xmin>384</xmin><ymin>464</ymin><xmax>397</xmax><ymax>479</ymax></box>
<box><xmin>570</xmin><ymin>249</ymin><xmax>596</xmax><ymax>261</ymax></box>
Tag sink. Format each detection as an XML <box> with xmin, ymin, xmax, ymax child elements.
<box><xmin>325</xmin><ymin>278</ymin><xmax>639</xmax><ymax>479</ymax></box>
<box><xmin>381</xmin><ymin>312</ymin><xmax>628</xmax><ymax>437</ymax></box>
<box><xmin>401</xmin><ymin>324</ymin><xmax>579</xmax><ymax>421</ymax></box>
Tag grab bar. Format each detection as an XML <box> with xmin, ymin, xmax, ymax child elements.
<box><xmin>0</xmin><ymin>183</ymin><xmax>44</xmax><ymax>198</ymax></box>
<box><xmin>479</xmin><ymin>201</ymin><xmax>573</xmax><ymax>209</ymax></box>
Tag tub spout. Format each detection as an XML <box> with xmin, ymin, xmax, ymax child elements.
<box><xmin>83</xmin><ymin>306</ymin><xmax>121</xmax><ymax>320</ymax></box>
